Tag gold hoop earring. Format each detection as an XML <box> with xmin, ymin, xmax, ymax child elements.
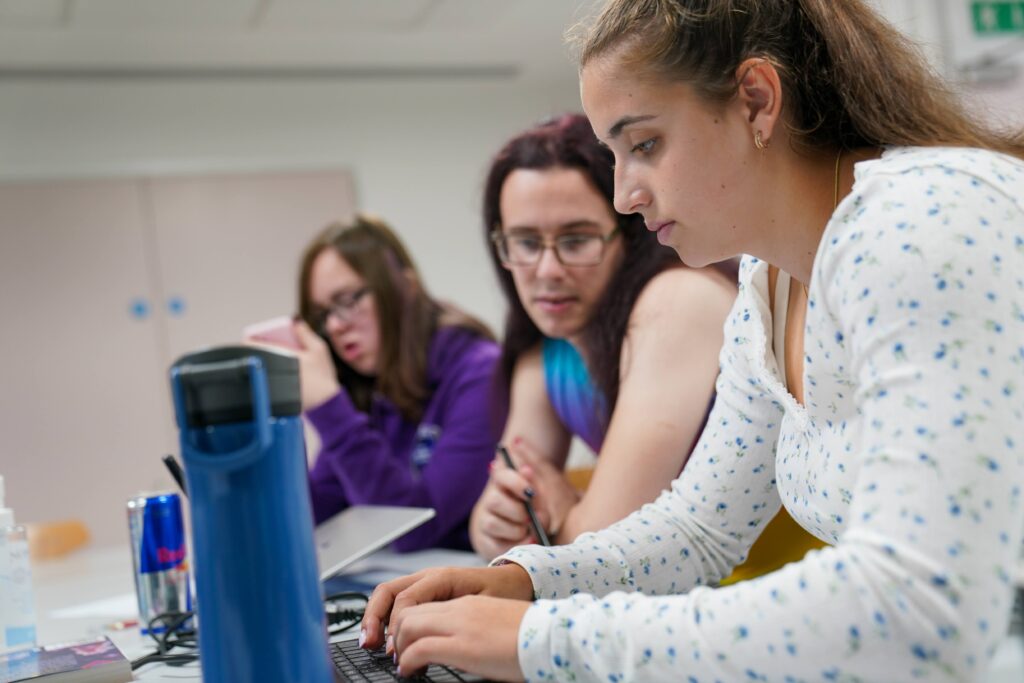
<box><xmin>754</xmin><ymin>130</ymin><xmax>769</xmax><ymax>151</ymax></box>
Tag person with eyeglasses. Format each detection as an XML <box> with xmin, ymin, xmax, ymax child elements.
<box><xmin>470</xmin><ymin>114</ymin><xmax>822</xmax><ymax>574</ymax></box>
<box><xmin>359</xmin><ymin>2</ymin><xmax>1024</xmax><ymax>680</ymax></box>
<box><xmin>275</xmin><ymin>214</ymin><xmax>502</xmax><ymax>551</ymax></box>
<box><xmin>466</xmin><ymin>115</ymin><xmax>732</xmax><ymax>562</ymax></box>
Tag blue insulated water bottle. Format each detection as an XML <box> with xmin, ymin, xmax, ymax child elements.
<box><xmin>169</xmin><ymin>346</ymin><xmax>331</xmax><ymax>683</ymax></box>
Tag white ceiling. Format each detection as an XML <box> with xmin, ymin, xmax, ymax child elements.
<box><xmin>0</xmin><ymin>0</ymin><xmax>603</xmax><ymax>83</ymax></box>
<box><xmin>0</xmin><ymin>1</ymin><xmax>1013</xmax><ymax>85</ymax></box>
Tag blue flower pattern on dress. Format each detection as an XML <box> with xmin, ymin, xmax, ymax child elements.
<box><xmin>496</xmin><ymin>147</ymin><xmax>1024</xmax><ymax>682</ymax></box>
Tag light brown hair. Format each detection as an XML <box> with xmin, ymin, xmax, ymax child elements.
<box><xmin>298</xmin><ymin>213</ymin><xmax>493</xmax><ymax>420</ymax></box>
<box><xmin>576</xmin><ymin>0</ymin><xmax>1024</xmax><ymax>157</ymax></box>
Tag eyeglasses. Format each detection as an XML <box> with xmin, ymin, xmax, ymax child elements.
<box><xmin>490</xmin><ymin>227</ymin><xmax>620</xmax><ymax>267</ymax></box>
<box><xmin>311</xmin><ymin>287</ymin><xmax>370</xmax><ymax>332</ymax></box>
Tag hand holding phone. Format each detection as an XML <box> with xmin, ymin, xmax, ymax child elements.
<box><xmin>242</xmin><ymin>315</ymin><xmax>303</xmax><ymax>351</ymax></box>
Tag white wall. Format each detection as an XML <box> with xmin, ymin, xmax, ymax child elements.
<box><xmin>0</xmin><ymin>76</ymin><xmax>583</xmax><ymax>333</ymax></box>
<box><xmin>3</xmin><ymin>1</ymin><xmax>1021</xmax><ymax>333</ymax></box>
<box><xmin>2</xmin><ymin>0</ymin><xmax>1020</xmax><ymax>525</ymax></box>
<box><xmin>872</xmin><ymin>0</ymin><xmax>1024</xmax><ymax>131</ymax></box>
<box><xmin>0</xmin><ymin>77</ymin><xmax>593</xmax><ymax>525</ymax></box>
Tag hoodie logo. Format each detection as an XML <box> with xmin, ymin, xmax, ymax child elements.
<box><xmin>411</xmin><ymin>424</ymin><xmax>442</xmax><ymax>470</ymax></box>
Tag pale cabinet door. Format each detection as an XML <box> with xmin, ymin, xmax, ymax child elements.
<box><xmin>144</xmin><ymin>171</ymin><xmax>356</xmax><ymax>365</ymax></box>
<box><xmin>0</xmin><ymin>179</ymin><xmax>176</xmax><ymax>546</ymax></box>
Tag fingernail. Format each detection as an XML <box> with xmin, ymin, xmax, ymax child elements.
<box><xmin>386</xmin><ymin>634</ymin><xmax>393</xmax><ymax>654</ymax></box>
<box><xmin>358</xmin><ymin>629</ymin><xmax>366</xmax><ymax>647</ymax></box>
<box><xmin>397</xmin><ymin>664</ymin><xmax>403</xmax><ymax>675</ymax></box>
<box><xmin>524</xmin><ymin>487</ymin><xmax>535</xmax><ymax>498</ymax></box>
<box><xmin>393</xmin><ymin>653</ymin><xmax>398</xmax><ymax>664</ymax></box>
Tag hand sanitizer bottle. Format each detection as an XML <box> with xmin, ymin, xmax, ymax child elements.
<box><xmin>0</xmin><ymin>474</ymin><xmax>37</xmax><ymax>653</ymax></box>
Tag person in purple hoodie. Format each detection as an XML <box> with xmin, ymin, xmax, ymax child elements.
<box><xmin>287</xmin><ymin>214</ymin><xmax>501</xmax><ymax>551</ymax></box>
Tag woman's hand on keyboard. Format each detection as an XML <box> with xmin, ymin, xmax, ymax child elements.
<box><xmin>360</xmin><ymin>564</ymin><xmax>533</xmax><ymax>654</ymax></box>
<box><xmin>392</xmin><ymin>594</ymin><xmax>529</xmax><ymax>681</ymax></box>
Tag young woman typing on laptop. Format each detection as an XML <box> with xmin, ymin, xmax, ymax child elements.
<box><xmin>470</xmin><ymin>114</ymin><xmax>823</xmax><ymax>580</ymax></box>
<box><xmin>359</xmin><ymin>1</ymin><xmax>1024</xmax><ymax>680</ymax></box>
<box><xmin>253</xmin><ymin>214</ymin><xmax>501</xmax><ymax>551</ymax></box>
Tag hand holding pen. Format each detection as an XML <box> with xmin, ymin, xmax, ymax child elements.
<box><xmin>496</xmin><ymin>445</ymin><xmax>551</xmax><ymax>547</ymax></box>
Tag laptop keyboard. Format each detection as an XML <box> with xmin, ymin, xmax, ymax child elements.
<box><xmin>331</xmin><ymin>638</ymin><xmax>484</xmax><ymax>682</ymax></box>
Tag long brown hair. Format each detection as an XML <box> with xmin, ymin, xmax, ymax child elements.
<box><xmin>298</xmin><ymin>214</ymin><xmax>493</xmax><ymax>421</ymax></box>
<box><xmin>482</xmin><ymin>114</ymin><xmax>684</xmax><ymax>421</ymax></box>
<box><xmin>576</xmin><ymin>0</ymin><xmax>1024</xmax><ymax>157</ymax></box>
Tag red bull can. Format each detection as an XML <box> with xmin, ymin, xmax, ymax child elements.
<box><xmin>126</xmin><ymin>492</ymin><xmax>192</xmax><ymax>634</ymax></box>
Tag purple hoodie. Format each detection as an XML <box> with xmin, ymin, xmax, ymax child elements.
<box><xmin>306</xmin><ymin>326</ymin><xmax>502</xmax><ymax>551</ymax></box>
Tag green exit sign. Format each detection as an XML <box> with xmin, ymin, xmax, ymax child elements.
<box><xmin>972</xmin><ymin>1</ymin><xmax>1024</xmax><ymax>33</ymax></box>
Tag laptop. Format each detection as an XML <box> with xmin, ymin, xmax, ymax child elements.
<box><xmin>315</xmin><ymin>505</ymin><xmax>435</xmax><ymax>580</ymax></box>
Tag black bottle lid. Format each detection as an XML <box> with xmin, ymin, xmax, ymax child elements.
<box><xmin>171</xmin><ymin>346</ymin><xmax>301</xmax><ymax>428</ymax></box>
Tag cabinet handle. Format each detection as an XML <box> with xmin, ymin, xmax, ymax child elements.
<box><xmin>129</xmin><ymin>298</ymin><xmax>151</xmax><ymax>320</ymax></box>
<box><xmin>166</xmin><ymin>296</ymin><xmax>187</xmax><ymax>318</ymax></box>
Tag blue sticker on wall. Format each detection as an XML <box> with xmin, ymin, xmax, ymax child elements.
<box><xmin>129</xmin><ymin>298</ymin><xmax>150</xmax><ymax>320</ymax></box>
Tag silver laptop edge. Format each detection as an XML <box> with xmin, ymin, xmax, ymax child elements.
<box><xmin>315</xmin><ymin>505</ymin><xmax>436</xmax><ymax>580</ymax></box>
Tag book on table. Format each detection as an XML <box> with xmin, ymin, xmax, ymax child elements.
<box><xmin>0</xmin><ymin>636</ymin><xmax>131</xmax><ymax>683</ymax></box>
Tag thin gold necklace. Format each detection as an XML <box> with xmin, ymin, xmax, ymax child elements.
<box><xmin>803</xmin><ymin>148</ymin><xmax>843</xmax><ymax>300</ymax></box>
<box><xmin>833</xmin><ymin>147</ymin><xmax>842</xmax><ymax>210</ymax></box>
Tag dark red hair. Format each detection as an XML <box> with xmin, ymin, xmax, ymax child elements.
<box><xmin>482</xmin><ymin>114</ymin><xmax>680</xmax><ymax>421</ymax></box>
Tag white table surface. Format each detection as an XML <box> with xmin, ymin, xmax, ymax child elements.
<box><xmin>28</xmin><ymin>545</ymin><xmax>1024</xmax><ymax>682</ymax></box>
<box><xmin>30</xmin><ymin>543</ymin><xmax>484</xmax><ymax>681</ymax></box>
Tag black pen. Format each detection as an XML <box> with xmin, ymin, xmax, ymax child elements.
<box><xmin>497</xmin><ymin>445</ymin><xmax>551</xmax><ymax>546</ymax></box>
<box><xmin>162</xmin><ymin>454</ymin><xmax>188</xmax><ymax>498</ymax></box>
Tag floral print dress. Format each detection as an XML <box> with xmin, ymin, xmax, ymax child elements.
<box><xmin>497</xmin><ymin>146</ymin><xmax>1024</xmax><ymax>683</ymax></box>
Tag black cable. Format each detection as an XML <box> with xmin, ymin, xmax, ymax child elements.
<box><xmin>129</xmin><ymin>592</ymin><xmax>370</xmax><ymax>671</ymax></box>
<box><xmin>324</xmin><ymin>591</ymin><xmax>369</xmax><ymax>635</ymax></box>
<box><xmin>130</xmin><ymin>650</ymin><xmax>200</xmax><ymax>670</ymax></box>
<box><xmin>129</xmin><ymin>610</ymin><xmax>198</xmax><ymax>671</ymax></box>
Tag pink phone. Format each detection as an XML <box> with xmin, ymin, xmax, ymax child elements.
<box><xmin>243</xmin><ymin>316</ymin><xmax>302</xmax><ymax>351</ymax></box>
